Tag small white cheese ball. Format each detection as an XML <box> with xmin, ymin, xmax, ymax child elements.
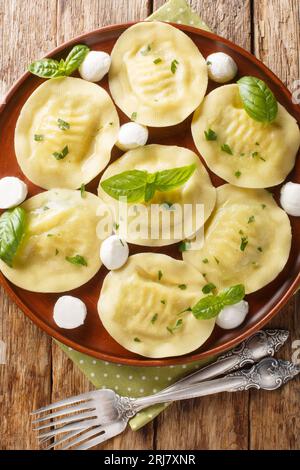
<box><xmin>216</xmin><ymin>300</ymin><xmax>249</xmax><ymax>330</ymax></box>
<box><xmin>0</xmin><ymin>176</ymin><xmax>28</xmax><ymax>209</ymax></box>
<box><xmin>79</xmin><ymin>51</ymin><xmax>111</xmax><ymax>82</ymax></box>
<box><xmin>206</xmin><ymin>52</ymin><xmax>238</xmax><ymax>83</ymax></box>
<box><xmin>53</xmin><ymin>296</ymin><xmax>87</xmax><ymax>329</ymax></box>
<box><xmin>100</xmin><ymin>235</ymin><xmax>129</xmax><ymax>270</ymax></box>
<box><xmin>280</xmin><ymin>182</ymin><xmax>300</xmax><ymax>216</ymax></box>
<box><xmin>116</xmin><ymin>122</ymin><xmax>149</xmax><ymax>151</ymax></box>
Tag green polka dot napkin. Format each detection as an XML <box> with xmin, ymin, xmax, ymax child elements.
<box><xmin>58</xmin><ymin>1</ymin><xmax>212</xmax><ymax>431</ymax></box>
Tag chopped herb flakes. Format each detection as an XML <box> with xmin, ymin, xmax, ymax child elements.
<box><xmin>179</xmin><ymin>241</ymin><xmax>191</xmax><ymax>252</ymax></box>
<box><xmin>66</xmin><ymin>254</ymin><xmax>87</xmax><ymax>266</ymax></box>
<box><xmin>248</xmin><ymin>215</ymin><xmax>255</xmax><ymax>223</ymax></box>
<box><xmin>57</xmin><ymin>118</ymin><xmax>70</xmax><ymax>130</ymax></box>
<box><xmin>214</xmin><ymin>256</ymin><xmax>220</xmax><ymax>264</ymax></box>
<box><xmin>202</xmin><ymin>258</ymin><xmax>209</xmax><ymax>264</ymax></box>
<box><xmin>151</xmin><ymin>313</ymin><xmax>158</xmax><ymax>324</ymax></box>
<box><xmin>55</xmin><ymin>249</ymin><xmax>59</xmax><ymax>255</ymax></box>
<box><xmin>221</xmin><ymin>144</ymin><xmax>233</xmax><ymax>155</ymax></box>
<box><xmin>257</xmin><ymin>246</ymin><xmax>263</xmax><ymax>252</ymax></box>
<box><xmin>153</xmin><ymin>58</ymin><xmax>162</xmax><ymax>64</ymax></box>
<box><xmin>235</xmin><ymin>170</ymin><xmax>241</xmax><ymax>178</ymax></box>
<box><xmin>178</xmin><ymin>284</ymin><xmax>187</xmax><ymax>290</ymax></box>
<box><xmin>261</xmin><ymin>204</ymin><xmax>266</xmax><ymax>209</ymax></box>
<box><xmin>113</xmin><ymin>222</ymin><xmax>119</xmax><ymax>231</ymax></box>
<box><xmin>252</xmin><ymin>151</ymin><xmax>259</xmax><ymax>158</ymax></box>
<box><xmin>34</xmin><ymin>134</ymin><xmax>44</xmax><ymax>141</ymax></box>
<box><xmin>160</xmin><ymin>299</ymin><xmax>166</xmax><ymax>305</ymax></box>
<box><xmin>171</xmin><ymin>59</ymin><xmax>179</xmax><ymax>74</ymax></box>
<box><xmin>53</xmin><ymin>145</ymin><xmax>69</xmax><ymax>160</ymax></box>
<box><xmin>80</xmin><ymin>183</ymin><xmax>86</xmax><ymax>198</ymax></box>
<box><xmin>167</xmin><ymin>319</ymin><xmax>183</xmax><ymax>335</ymax></box>
<box><xmin>134</xmin><ymin>337</ymin><xmax>141</xmax><ymax>342</ymax></box>
<box><xmin>131</xmin><ymin>112</ymin><xmax>137</xmax><ymax>121</ymax></box>
<box><xmin>141</xmin><ymin>45</ymin><xmax>151</xmax><ymax>55</ymax></box>
<box><xmin>158</xmin><ymin>270</ymin><xmax>163</xmax><ymax>281</ymax></box>
<box><xmin>204</xmin><ymin>128</ymin><xmax>217</xmax><ymax>141</ymax></box>
<box><xmin>202</xmin><ymin>282</ymin><xmax>216</xmax><ymax>294</ymax></box>
<box><xmin>206</xmin><ymin>60</ymin><xmax>212</xmax><ymax>66</ymax></box>
<box><xmin>240</xmin><ymin>236</ymin><xmax>248</xmax><ymax>251</ymax></box>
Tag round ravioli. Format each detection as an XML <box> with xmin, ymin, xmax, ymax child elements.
<box><xmin>183</xmin><ymin>184</ymin><xmax>292</xmax><ymax>294</ymax></box>
<box><xmin>109</xmin><ymin>21</ymin><xmax>208</xmax><ymax>127</ymax></box>
<box><xmin>0</xmin><ymin>189</ymin><xmax>109</xmax><ymax>292</ymax></box>
<box><xmin>98</xmin><ymin>144</ymin><xmax>216</xmax><ymax>246</ymax></box>
<box><xmin>192</xmin><ymin>84</ymin><xmax>300</xmax><ymax>188</ymax></box>
<box><xmin>15</xmin><ymin>77</ymin><xmax>119</xmax><ymax>189</ymax></box>
<box><xmin>98</xmin><ymin>253</ymin><xmax>216</xmax><ymax>358</ymax></box>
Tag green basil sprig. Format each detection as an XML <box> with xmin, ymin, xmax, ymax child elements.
<box><xmin>0</xmin><ymin>207</ymin><xmax>26</xmax><ymax>267</ymax></box>
<box><xmin>29</xmin><ymin>44</ymin><xmax>90</xmax><ymax>79</ymax></box>
<box><xmin>237</xmin><ymin>76</ymin><xmax>278</xmax><ymax>123</ymax></box>
<box><xmin>100</xmin><ymin>164</ymin><xmax>196</xmax><ymax>203</ymax></box>
<box><xmin>190</xmin><ymin>284</ymin><xmax>245</xmax><ymax>320</ymax></box>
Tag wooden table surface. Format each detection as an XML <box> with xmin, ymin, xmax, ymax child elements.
<box><xmin>0</xmin><ymin>0</ymin><xmax>299</xmax><ymax>450</ymax></box>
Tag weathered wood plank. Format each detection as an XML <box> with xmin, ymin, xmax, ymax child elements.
<box><xmin>250</xmin><ymin>0</ymin><xmax>300</xmax><ymax>449</ymax></box>
<box><xmin>154</xmin><ymin>0</ymin><xmax>251</xmax><ymax>450</ymax></box>
<box><xmin>51</xmin><ymin>0</ymin><xmax>154</xmax><ymax>451</ymax></box>
<box><xmin>0</xmin><ymin>0</ymin><xmax>57</xmax><ymax>450</ymax></box>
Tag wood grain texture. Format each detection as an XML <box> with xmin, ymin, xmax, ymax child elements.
<box><xmin>0</xmin><ymin>0</ymin><xmax>299</xmax><ymax>450</ymax></box>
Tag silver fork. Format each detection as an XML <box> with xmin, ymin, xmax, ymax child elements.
<box><xmin>32</xmin><ymin>330</ymin><xmax>288</xmax><ymax>449</ymax></box>
<box><xmin>33</xmin><ymin>357</ymin><xmax>299</xmax><ymax>450</ymax></box>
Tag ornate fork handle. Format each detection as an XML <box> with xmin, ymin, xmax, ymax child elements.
<box><xmin>159</xmin><ymin>329</ymin><xmax>289</xmax><ymax>395</ymax></box>
<box><xmin>128</xmin><ymin>358</ymin><xmax>299</xmax><ymax>414</ymax></box>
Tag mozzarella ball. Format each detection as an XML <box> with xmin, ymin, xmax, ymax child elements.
<box><xmin>100</xmin><ymin>235</ymin><xmax>129</xmax><ymax>270</ymax></box>
<box><xmin>116</xmin><ymin>122</ymin><xmax>149</xmax><ymax>151</ymax></box>
<box><xmin>206</xmin><ymin>52</ymin><xmax>238</xmax><ymax>83</ymax></box>
<box><xmin>53</xmin><ymin>296</ymin><xmax>87</xmax><ymax>329</ymax></box>
<box><xmin>79</xmin><ymin>51</ymin><xmax>111</xmax><ymax>82</ymax></box>
<box><xmin>0</xmin><ymin>177</ymin><xmax>28</xmax><ymax>209</ymax></box>
<box><xmin>216</xmin><ymin>300</ymin><xmax>249</xmax><ymax>330</ymax></box>
<box><xmin>280</xmin><ymin>182</ymin><xmax>300</xmax><ymax>216</ymax></box>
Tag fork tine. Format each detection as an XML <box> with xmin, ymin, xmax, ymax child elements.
<box><xmin>37</xmin><ymin>417</ymin><xmax>97</xmax><ymax>438</ymax></box>
<box><xmin>61</xmin><ymin>426</ymin><xmax>105</xmax><ymax>450</ymax></box>
<box><xmin>32</xmin><ymin>403</ymin><xmax>94</xmax><ymax>424</ymax></box>
<box><xmin>33</xmin><ymin>410</ymin><xmax>96</xmax><ymax>431</ymax></box>
<box><xmin>31</xmin><ymin>391</ymin><xmax>95</xmax><ymax>415</ymax></box>
<box><xmin>72</xmin><ymin>429</ymin><xmax>117</xmax><ymax>450</ymax></box>
<box><xmin>44</xmin><ymin>427</ymin><xmax>94</xmax><ymax>450</ymax></box>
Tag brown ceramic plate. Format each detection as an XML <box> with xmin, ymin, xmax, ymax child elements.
<box><xmin>0</xmin><ymin>22</ymin><xmax>299</xmax><ymax>366</ymax></box>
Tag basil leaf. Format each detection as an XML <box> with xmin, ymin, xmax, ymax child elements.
<box><xmin>28</xmin><ymin>58</ymin><xmax>65</xmax><ymax>78</ymax></box>
<box><xmin>100</xmin><ymin>170</ymin><xmax>148</xmax><ymax>203</ymax></box>
<box><xmin>192</xmin><ymin>284</ymin><xmax>245</xmax><ymax>320</ymax></box>
<box><xmin>154</xmin><ymin>164</ymin><xmax>196</xmax><ymax>192</ymax></box>
<box><xmin>64</xmin><ymin>45</ymin><xmax>90</xmax><ymax>75</ymax></box>
<box><xmin>219</xmin><ymin>284</ymin><xmax>245</xmax><ymax>306</ymax></box>
<box><xmin>144</xmin><ymin>182</ymin><xmax>156</xmax><ymax>202</ymax></box>
<box><xmin>0</xmin><ymin>207</ymin><xmax>26</xmax><ymax>267</ymax></box>
<box><xmin>65</xmin><ymin>254</ymin><xmax>87</xmax><ymax>266</ymax></box>
<box><xmin>238</xmin><ymin>76</ymin><xmax>278</xmax><ymax>122</ymax></box>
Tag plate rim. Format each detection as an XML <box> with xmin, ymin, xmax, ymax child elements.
<box><xmin>1</xmin><ymin>20</ymin><xmax>299</xmax><ymax>366</ymax></box>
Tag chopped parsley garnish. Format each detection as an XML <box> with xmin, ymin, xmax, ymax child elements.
<box><xmin>202</xmin><ymin>258</ymin><xmax>209</xmax><ymax>264</ymax></box>
<box><xmin>179</xmin><ymin>241</ymin><xmax>191</xmax><ymax>252</ymax></box>
<box><xmin>248</xmin><ymin>215</ymin><xmax>255</xmax><ymax>223</ymax></box>
<box><xmin>252</xmin><ymin>151</ymin><xmax>259</xmax><ymax>158</ymax></box>
<box><xmin>141</xmin><ymin>44</ymin><xmax>151</xmax><ymax>55</ymax></box>
<box><xmin>206</xmin><ymin>60</ymin><xmax>212</xmax><ymax>65</ymax></box>
<box><xmin>239</xmin><ymin>229</ymin><xmax>244</xmax><ymax>235</ymax></box>
<box><xmin>167</xmin><ymin>319</ymin><xmax>183</xmax><ymax>335</ymax></box>
<box><xmin>240</xmin><ymin>236</ymin><xmax>248</xmax><ymax>252</ymax></box>
<box><xmin>43</xmin><ymin>206</ymin><xmax>49</xmax><ymax>211</ymax></box>
<box><xmin>214</xmin><ymin>256</ymin><xmax>220</xmax><ymax>264</ymax></box>
<box><xmin>109</xmin><ymin>122</ymin><xmax>114</xmax><ymax>126</ymax></box>
<box><xmin>47</xmin><ymin>233</ymin><xmax>53</xmax><ymax>237</ymax></box>
<box><xmin>113</xmin><ymin>222</ymin><xmax>119</xmax><ymax>231</ymax></box>
<box><xmin>257</xmin><ymin>246</ymin><xmax>263</xmax><ymax>252</ymax></box>
<box><xmin>134</xmin><ymin>337</ymin><xmax>141</xmax><ymax>342</ymax></box>
<box><xmin>131</xmin><ymin>112</ymin><xmax>137</xmax><ymax>121</ymax></box>
<box><xmin>178</xmin><ymin>284</ymin><xmax>187</xmax><ymax>290</ymax></box>
<box><xmin>235</xmin><ymin>170</ymin><xmax>241</xmax><ymax>178</ymax></box>
<box><xmin>158</xmin><ymin>270</ymin><xmax>163</xmax><ymax>281</ymax></box>
<box><xmin>53</xmin><ymin>145</ymin><xmax>69</xmax><ymax>160</ymax></box>
<box><xmin>80</xmin><ymin>183</ymin><xmax>86</xmax><ymax>198</ymax></box>
<box><xmin>221</xmin><ymin>144</ymin><xmax>233</xmax><ymax>155</ymax></box>
<box><xmin>55</xmin><ymin>249</ymin><xmax>59</xmax><ymax>255</ymax></box>
<box><xmin>57</xmin><ymin>118</ymin><xmax>70</xmax><ymax>130</ymax></box>
<box><xmin>204</xmin><ymin>128</ymin><xmax>217</xmax><ymax>141</ymax></box>
<box><xmin>171</xmin><ymin>59</ymin><xmax>179</xmax><ymax>74</ymax></box>
<box><xmin>34</xmin><ymin>134</ymin><xmax>44</xmax><ymax>141</ymax></box>
<box><xmin>151</xmin><ymin>313</ymin><xmax>158</xmax><ymax>324</ymax></box>
<box><xmin>160</xmin><ymin>299</ymin><xmax>166</xmax><ymax>305</ymax></box>
<box><xmin>202</xmin><ymin>282</ymin><xmax>216</xmax><ymax>294</ymax></box>
<box><xmin>259</xmin><ymin>156</ymin><xmax>266</xmax><ymax>161</ymax></box>
<box><xmin>261</xmin><ymin>204</ymin><xmax>266</xmax><ymax>209</ymax></box>
<box><xmin>153</xmin><ymin>58</ymin><xmax>162</xmax><ymax>64</ymax></box>
<box><xmin>65</xmin><ymin>254</ymin><xmax>87</xmax><ymax>266</ymax></box>
<box><xmin>255</xmin><ymin>142</ymin><xmax>260</xmax><ymax>146</ymax></box>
